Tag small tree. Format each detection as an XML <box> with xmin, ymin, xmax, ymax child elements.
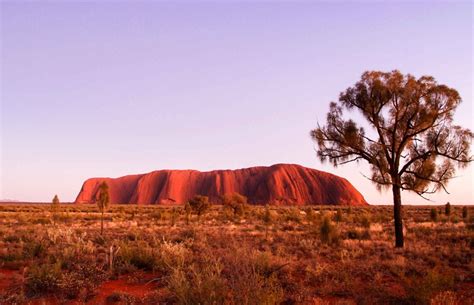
<box><xmin>188</xmin><ymin>195</ymin><xmax>210</xmax><ymax>221</ymax></box>
<box><xmin>222</xmin><ymin>193</ymin><xmax>248</xmax><ymax>218</ymax></box>
<box><xmin>97</xmin><ymin>181</ymin><xmax>110</xmax><ymax>235</ymax></box>
<box><xmin>462</xmin><ymin>206</ymin><xmax>468</xmax><ymax>219</ymax></box>
<box><xmin>430</xmin><ymin>208</ymin><xmax>438</xmax><ymax>222</ymax></box>
<box><xmin>170</xmin><ymin>207</ymin><xmax>179</xmax><ymax>226</ymax></box>
<box><xmin>51</xmin><ymin>195</ymin><xmax>60</xmax><ymax>225</ymax></box>
<box><xmin>312</xmin><ymin>70</ymin><xmax>473</xmax><ymax>247</ymax></box>
<box><xmin>184</xmin><ymin>202</ymin><xmax>192</xmax><ymax>224</ymax></box>
<box><xmin>320</xmin><ymin>216</ymin><xmax>339</xmax><ymax>245</ymax></box>
<box><xmin>445</xmin><ymin>202</ymin><xmax>451</xmax><ymax>216</ymax></box>
<box><xmin>263</xmin><ymin>205</ymin><xmax>273</xmax><ymax>240</ymax></box>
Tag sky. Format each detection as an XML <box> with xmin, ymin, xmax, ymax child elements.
<box><xmin>1</xmin><ymin>1</ymin><xmax>473</xmax><ymax>204</ymax></box>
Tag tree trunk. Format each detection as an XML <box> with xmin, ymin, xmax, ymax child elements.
<box><xmin>392</xmin><ymin>184</ymin><xmax>404</xmax><ymax>248</ymax></box>
<box><xmin>101</xmin><ymin>211</ymin><xmax>104</xmax><ymax>235</ymax></box>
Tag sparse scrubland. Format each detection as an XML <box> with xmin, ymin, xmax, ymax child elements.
<box><xmin>0</xmin><ymin>203</ymin><xmax>472</xmax><ymax>305</ymax></box>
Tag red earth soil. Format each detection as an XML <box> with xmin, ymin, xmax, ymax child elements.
<box><xmin>0</xmin><ymin>270</ymin><xmax>161</xmax><ymax>305</ymax></box>
<box><xmin>75</xmin><ymin>163</ymin><xmax>368</xmax><ymax>206</ymax></box>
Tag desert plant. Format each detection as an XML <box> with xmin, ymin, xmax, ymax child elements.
<box><xmin>188</xmin><ymin>195</ymin><xmax>210</xmax><ymax>221</ymax></box>
<box><xmin>430</xmin><ymin>208</ymin><xmax>438</xmax><ymax>222</ymax></box>
<box><xmin>462</xmin><ymin>206</ymin><xmax>468</xmax><ymax>219</ymax></box>
<box><xmin>334</xmin><ymin>208</ymin><xmax>343</xmax><ymax>222</ymax></box>
<box><xmin>51</xmin><ymin>194</ymin><xmax>60</xmax><ymax>225</ymax></box>
<box><xmin>97</xmin><ymin>181</ymin><xmax>110</xmax><ymax>235</ymax></box>
<box><xmin>305</xmin><ymin>207</ymin><xmax>315</xmax><ymax>225</ymax></box>
<box><xmin>168</xmin><ymin>262</ymin><xmax>227</xmax><ymax>305</ymax></box>
<box><xmin>51</xmin><ymin>194</ymin><xmax>60</xmax><ymax>212</ymax></box>
<box><xmin>404</xmin><ymin>270</ymin><xmax>454</xmax><ymax>305</ymax></box>
<box><xmin>222</xmin><ymin>193</ymin><xmax>248</xmax><ymax>218</ymax></box>
<box><xmin>25</xmin><ymin>262</ymin><xmax>62</xmax><ymax>296</ymax></box>
<box><xmin>445</xmin><ymin>202</ymin><xmax>451</xmax><ymax>216</ymax></box>
<box><xmin>116</xmin><ymin>243</ymin><xmax>157</xmax><ymax>272</ymax></box>
<box><xmin>359</xmin><ymin>213</ymin><xmax>371</xmax><ymax>228</ymax></box>
<box><xmin>184</xmin><ymin>202</ymin><xmax>192</xmax><ymax>224</ymax></box>
<box><xmin>320</xmin><ymin>216</ymin><xmax>339</xmax><ymax>245</ymax></box>
<box><xmin>171</xmin><ymin>207</ymin><xmax>179</xmax><ymax>226</ymax></box>
<box><xmin>263</xmin><ymin>205</ymin><xmax>273</xmax><ymax>239</ymax></box>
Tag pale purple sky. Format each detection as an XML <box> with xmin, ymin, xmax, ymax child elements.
<box><xmin>1</xmin><ymin>1</ymin><xmax>473</xmax><ymax>204</ymax></box>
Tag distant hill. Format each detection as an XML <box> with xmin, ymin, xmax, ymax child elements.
<box><xmin>0</xmin><ymin>199</ymin><xmax>20</xmax><ymax>203</ymax></box>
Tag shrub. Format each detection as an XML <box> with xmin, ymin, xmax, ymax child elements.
<box><xmin>263</xmin><ymin>205</ymin><xmax>273</xmax><ymax>239</ymax></box>
<box><xmin>23</xmin><ymin>240</ymin><xmax>47</xmax><ymax>259</ymax></box>
<box><xmin>305</xmin><ymin>208</ymin><xmax>315</xmax><ymax>224</ymax></box>
<box><xmin>167</xmin><ymin>249</ymin><xmax>285</xmax><ymax>305</ymax></box>
<box><xmin>462</xmin><ymin>206</ymin><xmax>468</xmax><ymax>219</ymax></box>
<box><xmin>168</xmin><ymin>262</ymin><xmax>227</xmax><ymax>305</ymax></box>
<box><xmin>404</xmin><ymin>270</ymin><xmax>454</xmax><ymax>305</ymax></box>
<box><xmin>445</xmin><ymin>202</ymin><xmax>451</xmax><ymax>216</ymax></box>
<box><xmin>151</xmin><ymin>210</ymin><xmax>162</xmax><ymax>222</ymax></box>
<box><xmin>157</xmin><ymin>241</ymin><xmax>189</xmax><ymax>274</ymax></box>
<box><xmin>320</xmin><ymin>216</ymin><xmax>339</xmax><ymax>245</ymax></box>
<box><xmin>430</xmin><ymin>208</ymin><xmax>438</xmax><ymax>222</ymax></box>
<box><xmin>184</xmin><ymin>202</ymin><xmax>192</xmax><ymax>224</ymax></box>
<box><xmin>171</xmin><ymin>207</ymin><xmax>179</xmax><ymax>226</ymax></box>
<box><xmin>97</xmin><ymin>181</ymin><xmax>110</xmax><ymax>235</ymax></box>
<box><xmin>25</xmin><ymin>263</ymin><xmax>62</xmax><ymax>296</ymax></box>
<box><xmin>188</xmin><ymin>195</ymin><xmax>210</xmax><ymax>220</ymax></box>
<box><xmin>115</xmin><ymin>243</ymin><xmax>157</xmax><ymax>272</ymax></box>
<box><xmin>59</xmin><ymin>263</ymin><xmax>107</xmax><ymax>300</ymax></box>
<box><xmin>222</xmin><ymin>193</ymin><xmax>248</xmax><ymax>217</ymax></box>
<box><xmin>346</xmin><ymin>229</ymin><xmax>370</xmax><ymax>240</ymax></box>
<box><xmin>51</xmin><ymin>195</ymin><xmax>60</xmax><ymax>224</ymax></box>
<box><xmin>283</xmin><ymin>208</ymin><xmax>302</xmax><ymax>223</ymax></box>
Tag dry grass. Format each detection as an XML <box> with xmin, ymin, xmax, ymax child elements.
<box><xmin>0</xmin><ymin>204</ymin><xmax>472</xmax><ymax>304</ymax></box>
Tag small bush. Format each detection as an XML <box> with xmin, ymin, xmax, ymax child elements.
<box><xmin>320</xmin><ymin>216</ymin><xmax>339</xmax><ymax>245</ymax></box>
<box><xmin>462</xmin><ymin>206</ymin><xmax>468</xmax><ymax>219</ymax></box>
<box><xmin>445</xmin><ymin>202</ymin><xmax>451</xmax><ymax>216</ymax></box>
<box><xmin>283</xmin><ymin>208</ymin><xmax>302</xmax><ymax>223</ymax></box>
<box><xmin>25</xmin><ymin>263</ymin><xmax>62</xmax><ymax>296</ymax></box>
<box><xmin>168</xmin><ymin>262</ymin><xmax>227</xmax><ymax>305</ymax></box>
<box><xmin>430</xmin><ymin>208</ymin><xmax>438</xmax><ymax>222</ymax></box>
<box><xmin>151</xmin><ymin>210</ymin><xmax>162</xmax><ymax>222</ymax></box>
<box><xmin>404</xmin><ymin>270</ymin><xmax>454</xmax><ymax>305</ymax></box>
<box><xmin>188</xmin><ymin>195</ymin><xmax>210</xmax><ymax>219</ymax></box>
<box><xmin>360</xmin><ymin>214</ymin><xmax>371</xmax><ymax>228</ymax></box>
<box><xmin>222</xmin><ymin>193</ymin><xmax>248</xmax><ymax>218</ymax></box>
<box><xmin>116</xmin><ymin>243</ymin><xmax>157</xmax><ymax>272</ymax></box>
<box><xmin>346</xmin><ymin>229</ymin><xmax>370</xmax><ymax>240</ymax></box>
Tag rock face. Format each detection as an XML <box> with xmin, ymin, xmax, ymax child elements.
<box><xmin>75</xmin><ymin>164</ymin><xmax>368</xmax><ymax>206</ymax></box>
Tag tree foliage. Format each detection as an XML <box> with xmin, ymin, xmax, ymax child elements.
<box><xmin>97</xmin><ymin>181</ymin><xmax>110</xmax><ymax>235</ymax></box>
<box><xmin>312</xmin><ymin>70</ymin><xmax>472</xmax><ymax>197</ymax></box>
<box><xmin>97</xmin><ymin>181</ymin><xmax>110</xmax><ymax>213</ymax></box>
<box><xmin>188</xmin><ymin>195</ymin><xmax>210</xmax><ymax>218</ymax></box>
<box><xmin>222</xmin><ymin>193</ymin><xmax>248</xmax><ymax>217</ymax></box>
<box><xmin>311</xmin><ymin>70</ymin><xmax>473</xmax><ymax>247</ymax></box>
<box><xmin>51</xmin><ymin>195</ymin><xmax>60</xmax><ymax>211</ymax></box>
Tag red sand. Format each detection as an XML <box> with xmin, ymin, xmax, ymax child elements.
<box><xmin>0</xmin><ymin>270</ymin><xmax>161</xmax><ymax>305</ymax></box>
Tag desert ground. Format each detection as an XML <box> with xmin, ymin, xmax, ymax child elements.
<box><xmin>0</xmin><ymin>203</ymin><xmax>472</xmax><ymax>305</ymax></box>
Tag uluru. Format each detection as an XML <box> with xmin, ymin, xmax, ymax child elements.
<box><xmin>75</xmin><ymin>164</ymin><xmax>367</xmax><ymax>206</ymax></box>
